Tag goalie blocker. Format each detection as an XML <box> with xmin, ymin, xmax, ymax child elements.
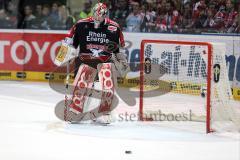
<box><xmin>54</xmin><ymin>37</ymin><xmax>78</xmax><ymax>66</ymax></box>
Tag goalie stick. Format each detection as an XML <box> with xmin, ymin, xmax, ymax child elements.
<box><xmin>64</xmin><ymin>60</ymin><xmax>70</xmax><ymax>121</ymax></box>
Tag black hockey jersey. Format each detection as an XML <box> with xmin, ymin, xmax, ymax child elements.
<box><xmin>67</xmin><ymin>17</ymin><xmax>125</xmax><ymax>67</ymax></box>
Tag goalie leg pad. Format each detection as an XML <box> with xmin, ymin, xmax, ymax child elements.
<box><xmin>69</xmin><ymin>64</ymin><xmax>97</xmax><ymax>114</ymax></box>
<box><xmin>97</xmin><ymin>63</ymin><xmax>117</xmax><ymax>114</ymax></box>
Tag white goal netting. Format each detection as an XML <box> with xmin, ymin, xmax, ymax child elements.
<box><xmin>140</xmin><ymin>40</ymin><xmax>240</xmax><ymax>133</ymax></box>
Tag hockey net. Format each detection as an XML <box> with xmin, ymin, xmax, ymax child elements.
<box><xmin>139</xmin><ymin>40</ymin><xmax>240</xmax><ymax>133</ymax></box>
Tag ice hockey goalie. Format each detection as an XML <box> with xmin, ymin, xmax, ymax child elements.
<box><xmin>54</xmin><ymin>2</ymin><xmax>128</xmax><ymax>124</ymax></box>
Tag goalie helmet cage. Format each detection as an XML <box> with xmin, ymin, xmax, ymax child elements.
<box><xmin>139</xmin><ymin>39</ymin><xmax>239</xmax><ymax>133</ymax></box>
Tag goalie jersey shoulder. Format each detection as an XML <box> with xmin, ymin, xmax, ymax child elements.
<box><xmin>76</xmin><ymin>17</ymin><xmax>94</xmax><ymax>24</ymax></box>
<box><xmin>67</xmin><ymin>17</ymin><xmax>94</xmax><ymax>37</ymax></box>
<box><xmin>104</xmin><ymin>18</ymin><xmax>120</xmax><ymax>28</ymax></box>
<box><xmin>104</xmin><ymin>18</ymin><xmax>125</xmax><ymax>48</ymax></box>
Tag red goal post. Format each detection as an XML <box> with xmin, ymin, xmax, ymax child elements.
<box><xmin>139</xmin><ymin>39</ymin><xmax>239</xmax><ymax>133</ymax></box>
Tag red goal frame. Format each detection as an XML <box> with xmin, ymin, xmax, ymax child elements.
<box><xmin>139</xmin><ymin>40</ymin><xmax>213</xmax><ymax>133</ymax></box>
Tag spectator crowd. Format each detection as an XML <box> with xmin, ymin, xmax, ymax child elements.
<box><xmin>111</xmin><ymin>0</ymin><xmax>240</xmax><ymax>33</ymax></box>
<box><xmin>0</xmin><ymin>0</ymin><xmax>239</xmax><ymax>34</ymax></box>
<box><xmin>0</xmin><ymin>0</ymin><xmax>76</xmax><ymax>30</ymax></box>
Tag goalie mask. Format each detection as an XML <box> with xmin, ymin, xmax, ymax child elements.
<box><xmin>92</xmin><ymin>3</ymin><xmax>108</xmax><ymax>28</ymax></box>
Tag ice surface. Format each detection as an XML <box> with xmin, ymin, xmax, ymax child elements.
<box><xmin>0</xmin><ymin>81</ymin><xmax>239</xmax><ymax>160</ymax></box>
